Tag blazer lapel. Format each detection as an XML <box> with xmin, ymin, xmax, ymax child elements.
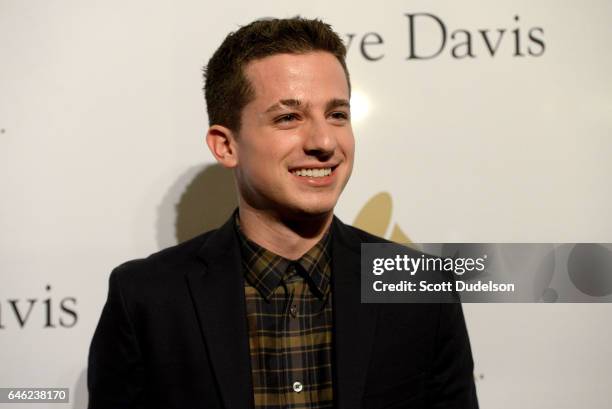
<box><xmin>185</xmin><ymin>216</ymin><xmax>254</xmax><ymax>409</ymax></box>
<box><xmin>331</xmin><ymin>218</ymin><xmax>379</xmax><ymax>409</ymax></box>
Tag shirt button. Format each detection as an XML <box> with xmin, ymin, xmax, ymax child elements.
<box><xmin>292</xmin><ymin>381</ymin><xmax>303</xmax><ymax>393</ymax></box>
<box><xmin>289</xmin><ymin>304</ymin><xmax>298</xmax><ymax>317</ymax></box>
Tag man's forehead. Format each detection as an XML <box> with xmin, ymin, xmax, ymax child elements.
<box><xmin>243</xmin><ymin>51</ymin><xmax>349</xmax><ymax>107</ymax></box>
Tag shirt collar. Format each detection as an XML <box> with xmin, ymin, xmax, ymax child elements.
<box><xmin>235</xmin><ymin>215</ymin><xmax>331</xmax><ymax>301</ymax></box>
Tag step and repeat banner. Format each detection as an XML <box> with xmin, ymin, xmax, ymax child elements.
<box><xmin>1</xmin><ymin>1</ymin><xmax>611</xmax><ymax>408</ymax></box>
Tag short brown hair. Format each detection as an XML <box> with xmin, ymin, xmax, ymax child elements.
<box><xmin>203</xmin><ymin>17</ymin><xmax>350</xmax><ymax>132</ymax></box>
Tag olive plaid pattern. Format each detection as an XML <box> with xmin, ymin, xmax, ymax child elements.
<box><xmin>236</xmin><ymin>222</ymin><xmax>333</xmax><ymax>409</ymax></box>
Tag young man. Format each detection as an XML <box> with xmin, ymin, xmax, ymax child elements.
<box><xmin>88</xmin><ymin>18</ymin><xmax>478</xmax><ymax>409</ymax></box>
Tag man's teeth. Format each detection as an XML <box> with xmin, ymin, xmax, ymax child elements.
<box><xmin>292</xmin><ymin>168</ymin><xmax>332</xmax><ymax>177</ymax></box>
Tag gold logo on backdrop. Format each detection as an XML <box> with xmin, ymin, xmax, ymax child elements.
<box><xmin>352</xmin><ymin>192</ymin><xmax>411</xmax><ymax>243</ymax></box>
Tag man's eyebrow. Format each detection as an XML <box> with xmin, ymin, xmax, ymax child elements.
<box><xmin>264</xmin><ymin>99</ymin><xmax>303</xmax><ymax>113</ymax></box>
<box><xmin>264</xmin><ymin>98</ymin><xmax>350</xmax><ymax>114</ymax></box>
<box><xmin>326</xmin><ymin>98</ymin><xmax>350</xmax><ymax>111</ymax></box>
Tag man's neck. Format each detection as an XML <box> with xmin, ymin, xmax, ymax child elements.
<box><xmin>238</xmin><ymin>205</ymin><xmax>333</xmax><ymax>260</ymax></box>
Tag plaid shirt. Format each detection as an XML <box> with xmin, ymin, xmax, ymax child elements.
<box><xmin>236</xmin><ymin>221</ymin><xmax>334</xmax><ymax>409</ymax></box>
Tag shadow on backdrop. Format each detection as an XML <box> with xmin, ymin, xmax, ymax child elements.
<box><xmin>73</xmin><ymin>368</ymin><xmax>87</xmax><ymax>409</ymax></box>
<box><xmin>157</xmin><ymin>164</ymin><xmax>237</xmax><ymax>248</ymax></box>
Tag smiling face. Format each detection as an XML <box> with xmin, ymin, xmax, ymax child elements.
<box><xmin>230</xmin><ymin>51</ymin><xmax>355</xmax><ymax>220</ymax></box>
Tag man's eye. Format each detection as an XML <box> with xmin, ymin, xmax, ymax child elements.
<box><xmin>330</xmin><ymin>111</ymin><xmax>349</xmax><ymax>120</ymax></box>
<box><xmin>275</xmin><ymin>114</ymin><xmax>298</xmax><ymax>123</ymax></box>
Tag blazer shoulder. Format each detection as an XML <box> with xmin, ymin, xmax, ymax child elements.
<box><xmin>110</xmin><ymin>228</ymin><xmax>217</xmax><ymax>286</ymax></box>
<box><xmin>334</xmin><ymin>217</ymin><xmax>427</xmax><ymax>261</ymax></box>
<box><xmin>346</xmin><ymin>224</ymin><xmax>390</xmax><ymax>244</ymax></box>
<box><xmin>333</xmin><ymin>217</ymin><xmax>391</xmax><ymax>245</ymax></box>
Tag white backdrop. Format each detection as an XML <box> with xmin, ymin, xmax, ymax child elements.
<box><xmin>1</xmin><ymin>1</ymin><xmax>611</xmax><ymax>408</ymax></box>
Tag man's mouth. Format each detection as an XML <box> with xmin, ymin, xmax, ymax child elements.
<box><xmin>290</xmin><ymin>167</ymin><xmax>335</xmax><ymax>178</ymax></box>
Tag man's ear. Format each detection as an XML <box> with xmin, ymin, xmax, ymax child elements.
<box><xmin>206</xmin><ymin>125</ymin><xmax>238</xmax><ymax>168</ymax></box>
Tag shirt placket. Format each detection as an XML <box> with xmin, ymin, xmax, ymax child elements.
<box><xmin>283</xmin><ymin>263</ymin><xmax>309</xmax><ymax>407</ymax></box>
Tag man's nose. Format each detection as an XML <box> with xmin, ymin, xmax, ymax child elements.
<box><xmin>303</xmin><ymin>117</ymin><xmax>337</xmax><ymax>159</ymax></box>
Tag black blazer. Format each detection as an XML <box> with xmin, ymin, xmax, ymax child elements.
<box><xmin>88</xmin><ymin>215</ymin><xmax>478</xmax><ymax>409</ymax></box>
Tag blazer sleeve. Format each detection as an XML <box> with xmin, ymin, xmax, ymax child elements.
<box><xmin>88</xmin><ymin>266</ymin><xmax>145</xmax><ymax>409</ymax></box>
<box><xmin>427</xmin><ymin>302</ymin><xmax>479</xmax><ymax>409</ymax></box>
